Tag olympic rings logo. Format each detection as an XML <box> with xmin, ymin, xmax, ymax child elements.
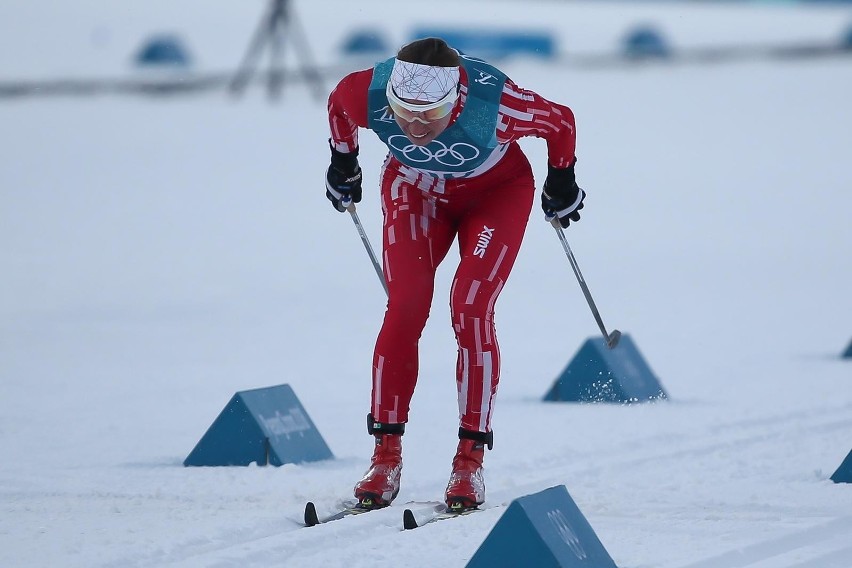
<box><xmin>386</xmin><ymin>135</ymin><xmax>480</xmax><ymax>167</ymax></box>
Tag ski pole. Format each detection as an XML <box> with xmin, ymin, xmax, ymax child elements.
<box><xmin>345</xmin><ymin>200</ymin><xmax>388</xmax><ymax>297</ymax></box>
<box><xmin>551</xmin><ymin>218</ymin><xmax>621</xmax><ymax>349</ymax></box>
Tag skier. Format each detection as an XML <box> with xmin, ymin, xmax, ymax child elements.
<box><xmin>325</xmin><ymin>37</ymin><xmax>584</xmax><ymax>511</ymax></box>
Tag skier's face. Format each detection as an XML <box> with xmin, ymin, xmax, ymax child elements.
<box><xmin>394</xmin><ymin>111</ymin><xmax>453</xmax><ymax>146</ymax></box>
<box><xmin>388</xmin><ymin>85</ymin><xmax>457</xmax><ymax>147</ymax></box>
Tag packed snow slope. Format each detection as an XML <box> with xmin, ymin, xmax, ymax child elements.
<box><xmin>1</xmin><ymin>1</ymin><xmax>851</xmax><ymax>567</ymax></box>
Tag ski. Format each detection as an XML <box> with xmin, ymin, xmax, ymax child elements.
<box><xmin>303</xmin><ymin>499</ymin><xmax>382</xmax><ymax>526</ymax></box>
<box><xmin>304</xmin><ymin>498</ymin><xmax>444</xmax><ymax>527</ymax></box>
<box><xmin>402</xmin><ymin>503</ymin><xmax>482</xmax><ymax>530</ymax></box>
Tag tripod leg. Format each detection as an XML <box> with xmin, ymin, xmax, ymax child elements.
<box><xmin>229</xmin><ymin>1</ymin><xmax>277</xmax><ymax>96</ymax></box>
<box><xmin>284</xmin><ymin>7</ymin><xmax>326</xmax><ymax>100</ymax></box>
<box><xmin>268</xmin><ymin>7</ymin><xmax>286</xmax><ymax>99</ymax></box>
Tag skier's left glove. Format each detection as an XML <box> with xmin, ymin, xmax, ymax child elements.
<box><xmin>541</xmin><ymin>161</ymin><xmax>585</xmax><ymax>228</ymax></box>
<box><xmin>325</xmin><ymin>141</ymin><xmax>363</xmax><ymax>212</ymax></box>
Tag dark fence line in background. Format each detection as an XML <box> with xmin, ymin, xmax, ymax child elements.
<box><xmin>1</xmin><ymin>40</ymin><xmax>850</xmax><ymax>101</ymax></box>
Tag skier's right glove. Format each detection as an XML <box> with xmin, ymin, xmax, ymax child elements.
<box><xmin>541</xmin><ymin>160</ymin><xmax>585</xmax><ymax>228</ymax></box>
<box><xmin>325</xmin><ymin>141</ymin><xmax>363</xmax><ymax>212</ymax></box>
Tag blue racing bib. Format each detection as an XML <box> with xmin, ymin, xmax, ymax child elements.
<box><xmin>367</xmin><ymin>55</ymin><xmax>507</xmax><ymax>177</ymax></box>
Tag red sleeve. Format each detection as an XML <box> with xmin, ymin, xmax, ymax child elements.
<box><xmin>327</xmin><ymin>68</ymin><xmax>373</xmax><ymax>153</ymax></box>
<box><xmin>494</xmin><ymin>78</ymin><xmax>577</xmax><ymax>168</ymax></box>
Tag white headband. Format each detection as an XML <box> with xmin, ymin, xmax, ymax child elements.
<box><xmin>389</xmin><ymin>59</ymin><xmax>460</xmax><ymax>103</ymax></box>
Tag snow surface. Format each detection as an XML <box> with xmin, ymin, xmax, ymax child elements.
<box><xmin>1</xmin><ymin>1</ymin><xmax>852</xmax><ymax>567</ymax></box>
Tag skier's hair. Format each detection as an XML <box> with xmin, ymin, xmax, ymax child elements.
<box><xmin>397</xmin><ymin>37</ymin><xmax>460</xmax><ymax>68</ymax></box>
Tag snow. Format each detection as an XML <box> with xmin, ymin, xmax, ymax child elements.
<box><xmin>2</xmin><ymin>1</ymin><xmax>852</xmax><ymax>567</ymax></box>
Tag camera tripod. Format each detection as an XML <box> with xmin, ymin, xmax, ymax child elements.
<box><xmin>229</xmin><ymin>0</ymin><xmax>325</xmax><ymax>100</ymax></box>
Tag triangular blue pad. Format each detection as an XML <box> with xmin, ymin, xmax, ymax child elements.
<box><xmin>831</xmin><ymin>449</ymin><xmax>852</xmax><ymax>483</ymax></box>
<box><xmin>466</xmin><ymin>485</ymin><xmax>617</xmax><ymax>568</ymax></box>
<box><xmin>544</xmin><ymin>333</ymin><xmax>667</xmax><ymax>403</ymax></box>
<box><xmin>184</xmin><ymin>384</ymin><xmax>333</xmax><ymax>466</ymax></box>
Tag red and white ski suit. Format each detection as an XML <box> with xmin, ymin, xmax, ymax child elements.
<box><xmin>328</xmin><ymin>66</ymin><xmax>577</xmax><ymax>434</ymax></box>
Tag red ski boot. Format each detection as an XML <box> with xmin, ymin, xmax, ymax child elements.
<box><xmin>354</xmin><ymin>418</ymin><xmax>405</xmax><ymax>509</ymax></box>
<box><xmin>444</xmin><ymin>430</ymin><xmax>492</xmax><ymax>511</ymax></box>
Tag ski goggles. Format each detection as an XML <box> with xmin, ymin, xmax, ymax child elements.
<box><xmin>386</xmin><ymin>82</ymin><xmax>458</xmax><ymax>124</ymax></box>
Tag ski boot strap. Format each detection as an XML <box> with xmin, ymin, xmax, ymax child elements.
<box><xmin>367</xmin><ymin>413</ymin><xmax>405</xmax><ymax>436</ymax></box>
<box><xmin>459</xmin><ymin>427</ymin><xmax>493</xmax><ymax>450</ymax></box>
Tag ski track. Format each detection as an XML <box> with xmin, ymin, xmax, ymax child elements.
<box><xmin>97</xmin><ymin>401</ymin><xmax>852</xmax><ymax>568</ymax></box>
<box><xmin>677</xmin><ymin>516</ymin><xmax>852</xmax><ymax>568</ymax></box>
<box><xmin>101</xmin><ymin>506</ymin><xmax>396</xmax><ymax>568</ymax></box>
<box><xmin>522</xmin><ymin>400</ymin><xmax>852</xmax><ymax>481</ymax></box>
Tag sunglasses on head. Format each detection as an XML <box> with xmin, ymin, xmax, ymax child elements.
<box><xmin>386</xmin><ymin>82</ymin><xmax>458</xmax><ymax>124</ymax></box>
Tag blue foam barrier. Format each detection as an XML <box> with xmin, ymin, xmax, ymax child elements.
<box><xmin>409</xmin><ymin>28</ymin><xmax>555</xmax><ymax>60</ymax></box>
<box><xmin>134</xmin><ymin>34</ymin><xmax>192</xmax><ymax>68</ymax></box>
<box><xmin>623</xmin><ymin>25</ymin><xmax>671</xmax><ymax>59</ymax></box>
<box><xmin>830</xmin><ymin>449</ymin><xmax>852</xmax><ymax>483</ymax></box>
<box><xmin>341</xmin><ymin>29</ymin><xmax>390</xmax><ymax>56</ymax></box>
<box><xmin>466</xmin><ymin>485</ymin><xmax>617</xmax><ymax>568</ymax></box>
<box><xmin>184</xmin><ymin>384</ymin><xmax>333</xmax><ymax>466</ymax></box>
<box><xmin>543</xmin><ymin>334</ymin><xmax>668</xmax><ymax>403</ymax></box>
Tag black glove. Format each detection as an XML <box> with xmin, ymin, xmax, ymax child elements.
<box><xmin>325</xmin><ymin>142</ymin><xmax>363</xmax><ymax>212</ymax></box>
<box><xmin>541</xmin><ymin>161</ymin><xmax>585</xmax><ymax>228</ymax></box>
